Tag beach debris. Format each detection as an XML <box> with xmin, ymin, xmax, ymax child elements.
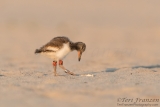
<box><xmin>80</xmin><ymin>74</ymin><xmax>95</xmax><ymax>77</ymax></box>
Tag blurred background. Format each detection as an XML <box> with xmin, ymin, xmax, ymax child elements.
<box><xmin>1</xmin><ymin>0</ymin><xmax>160</xmax><ymax>66</ymax></box>
<box><xmin>0</xmin><ymin>1</ymin><xmax>160</xmax><ymax>107</ymax></box>
<box><xmin>1</xmin><ymin>0</ymin><xmax>160</xmax><ymax>80</ymax></box>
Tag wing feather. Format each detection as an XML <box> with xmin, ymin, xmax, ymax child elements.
<box><xmin>37</xmin><ymin>36</ymin><xmax>71</xmax><ymax>53</ymax></box>
<box><xmin>46</xmin><ymin>46</ymin><xmax>59</xmax><ymax>51</ymax></box>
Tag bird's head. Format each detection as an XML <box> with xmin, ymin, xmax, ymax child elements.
<box><xmin>75</xmin><ymin>42</ymin><xmax>86</xmax><ymax>61</ymax></box>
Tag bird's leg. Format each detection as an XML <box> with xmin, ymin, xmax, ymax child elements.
<box><xmin>53</xmin><ymin>61</ymin><xmax>58</xmax><ymax>76</ymax></box>
<box><xmin>59</xmin><ymin>60</ymin><xmax>74</xmax><ymax>75</ymax></box>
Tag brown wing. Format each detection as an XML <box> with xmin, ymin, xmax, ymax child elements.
<box><xmin>37</xmin><ymin>36</ymin><xmax>71</xmax><ymax>53</ymax></box>
<box><xmin>47</xmin><ymin>36</ymin><xmax>70</xmax><ymax>48</ymax></box>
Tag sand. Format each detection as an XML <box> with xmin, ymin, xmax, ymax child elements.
<box><xmin>0</xmin><ymin>1</ymin><xmax>160</xmax><ymax>107</ymax></box>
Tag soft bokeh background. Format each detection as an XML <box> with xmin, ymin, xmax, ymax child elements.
<box><xmin>1</xmin><ymin>0</ymin><xmax>160</xmax><ymax>65</ymax></box>
<box><xmin>0</xmin><ymin>0</ymin><xmax>160</xmax><ymax>107</ymax></box>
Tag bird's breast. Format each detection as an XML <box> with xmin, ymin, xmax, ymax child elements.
<box><xmin>56</xmin><ymin>43</ymin><xmax>71</xmax><ymax>59</ymax></box>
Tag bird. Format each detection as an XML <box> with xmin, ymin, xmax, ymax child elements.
<box><xmin>35</xmin><ymin>36</ymin><xmax>86</xmax><ymax>76</ymax></box>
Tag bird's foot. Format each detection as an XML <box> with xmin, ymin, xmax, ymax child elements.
<box><xmin>64</xmin><ymin>69</ymin><xmax>75</xmax><ymax>75</ymax></box>
<box><xmin>54</xmin><ymin>72</ymin><xmax>58</xmax><ymax>76</ymax></box>
<box><xmin>54</xmin><ymin>74</ymin><xmax>58</xmax><ymax>76</ymax></box>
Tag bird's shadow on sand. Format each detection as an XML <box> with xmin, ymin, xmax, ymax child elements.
<box><xmin>105</xmin><ymin>68</ymin><xmax>119</xmax><ymax>72</ymax></box>
<box><xmin>105</xmin><ymin>64</ymin><xmax>160</xmax><ymax>73</ymax></box>
<box><xmin>132</xmin><ymin>65</ymin><xmax>160</xmax><ymax>69</ymax></box>
<box><xmin>51</xmin><ymin>65</ymin><xmax>160</xmax><ymax>76</ymax></box>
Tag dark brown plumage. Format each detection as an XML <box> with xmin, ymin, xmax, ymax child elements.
<box><xmin>35</xmin><ymin>36</ymin><xmax>86</xmax><ymax>54</ymax></box>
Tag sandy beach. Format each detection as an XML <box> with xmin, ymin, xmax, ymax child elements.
<box><xmin>0</xmin><ymin>1</ymin><xmax>160</xmax><ymax>107</ymax></box>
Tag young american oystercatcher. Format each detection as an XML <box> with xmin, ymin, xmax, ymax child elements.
<box><xmin>35</xmin><ymin>36</ymin><xmax>86</xmax><ymax>76</ymax></box>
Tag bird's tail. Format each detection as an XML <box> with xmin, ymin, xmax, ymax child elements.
<box><xmin>35</xmin><ymin>49</ymin><xmax>42</xmax><ymax>54</ymax></box>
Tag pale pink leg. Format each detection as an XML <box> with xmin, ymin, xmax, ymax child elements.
<box><xmin>53</xmin><ymin>61</ymin><xmax>58</xmax><ymax>76</ymax></box>
<box><xmin>59</xmin><ymin>60</ymin><xmax>74</xmax><ymax>75</ymax></box>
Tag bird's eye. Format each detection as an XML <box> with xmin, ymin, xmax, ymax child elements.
<box><xmin>82</xmin><ymin>46</ymin><xmax>85</xmax><ymax>51</ymax></box>
<box><xmin>81</xmin><ymin>46</ymin><xmax>84</xmax><ymax>50</ymax></box>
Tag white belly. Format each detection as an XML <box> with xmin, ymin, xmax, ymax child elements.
<box><xmin>42</xmin><ymin>43</ymin><xmax>71</xmax><ymax>61</ymax></box>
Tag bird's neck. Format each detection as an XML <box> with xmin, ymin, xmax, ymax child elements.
<box><xmin>70</xmin><ymin>42</ymin><xmax>79</xmax><ymax>51</ymax></box>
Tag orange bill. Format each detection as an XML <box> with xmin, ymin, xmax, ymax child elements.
<box><xmin>78</xmin><ymin>51</ymin><xmax>82</xmax><ymax>61</ymax></box>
